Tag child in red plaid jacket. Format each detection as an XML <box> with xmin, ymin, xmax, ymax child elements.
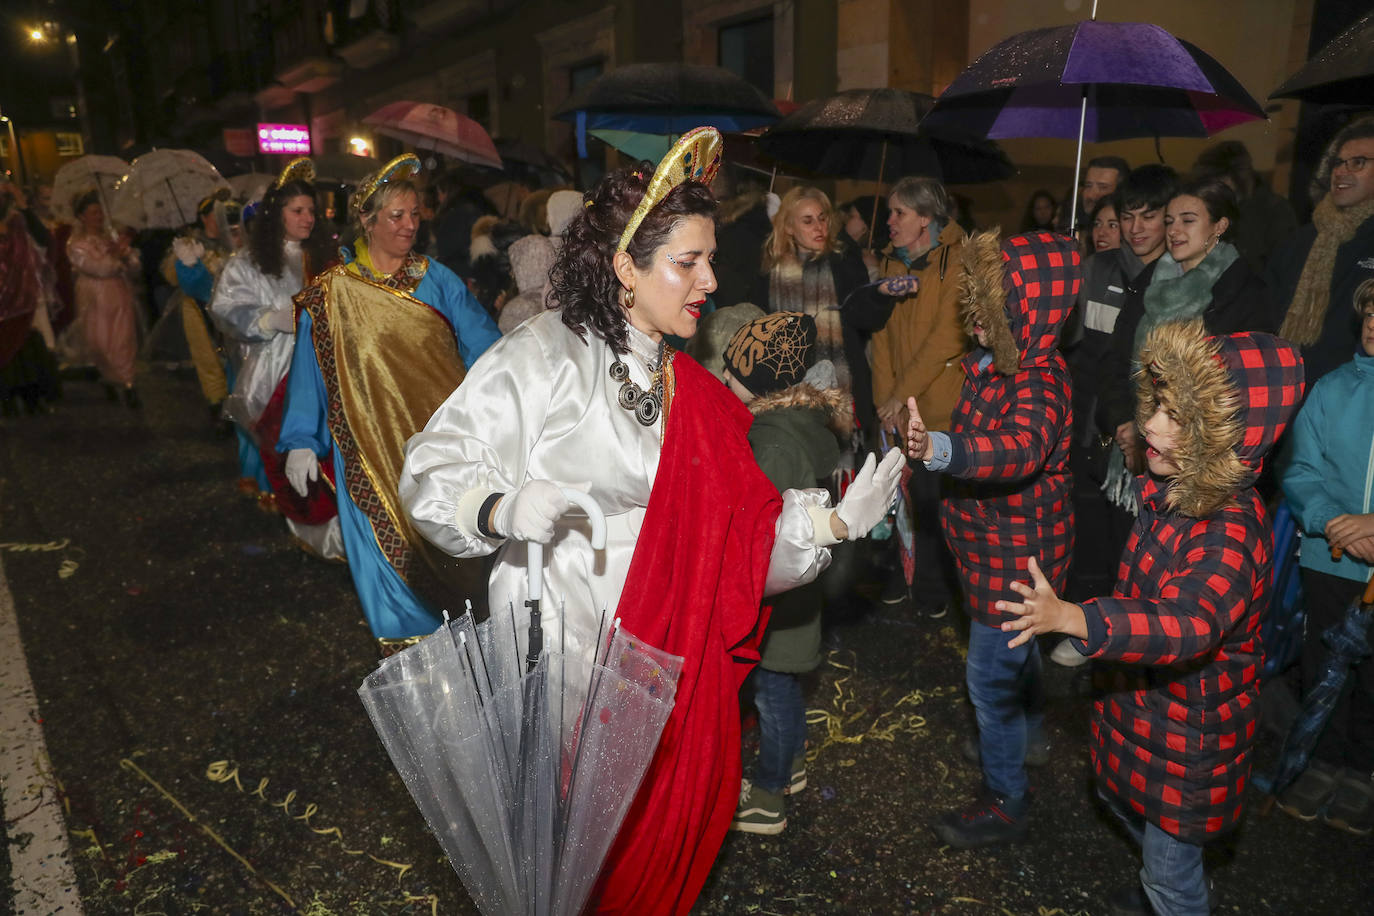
<box><xmin>906</xmin><ymin>230</ymin><xmax>1080</xmax><ymax>848</ymax></box>
<box><xmin>997</xmin><ymin>320</ymin><xmax>1304</xmax><ymax>914</ymax></box>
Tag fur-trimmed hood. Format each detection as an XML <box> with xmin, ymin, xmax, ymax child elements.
<box><xmin>959</xmin><ymin>229</ymin><xmax>1080</xmax><ymax>375</ymax></box>
<box><xmin>748</xmin><ymin>383</ymin><xmax>852</xmax><ymax>437</ymax></box>
<box><xmin>1135</xmin><ymin>320</ymin><xmax>1305</xmax><ymax>517</ymax></box>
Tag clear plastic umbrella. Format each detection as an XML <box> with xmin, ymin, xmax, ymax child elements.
<box><xmin>109</xmin><ymin>149</ymin><xmax>229</xmax><ymax>229</ymax></box>
<box><xmin>359</xmin><ymin>489</ymin><xmax>683</xmax><ymax>915</ymax></box>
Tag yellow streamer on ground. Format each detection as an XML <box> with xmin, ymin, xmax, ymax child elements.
<box><xmin>0</xmin><ymin>538</ymin><xmax>81</xmax><ymax>578</ymax></box>
<box><xmin>0</xmin><ymin>538</ymin><xmax>70</xmax><ymax>552</ymax></box>
<box><xmin>119</xmin><ymin>758</ymin><xmax>297</xmax><ymax>910</ymax></box>
<box><xmin>204</xmin><ymin>758</ymin><xmax>434</xmax><ymax>911</ymax></box>
<box><xmin>804</xmin><ymin>650</ymin><xmax>961</xmax><ymax>758</ymax></box>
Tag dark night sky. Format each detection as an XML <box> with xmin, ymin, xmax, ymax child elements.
<box><xmin>0</xmin><ymin>1</ymin><xmax>91</xmax><ymax>128</ymax></box>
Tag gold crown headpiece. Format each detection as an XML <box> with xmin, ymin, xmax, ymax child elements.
<box><xmin>350</xmin><ymin>153</ymin><xmax>421</xmax><ymax>221</ymax></box>
<box><xmin>616</xmin><ymin>126</ymin><xmax>723</xmax><ymax>253</ymax></box>
<box><xmin>197</xmin><ymin>186</ymin><xmax>232</xmax><ymax>215</ymax></box>
<box><xmin>274</xmin><ymin>157</ymin><xmax>316</xmax><ymax>190</ymax></box>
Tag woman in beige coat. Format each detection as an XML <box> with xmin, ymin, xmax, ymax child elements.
<box><xmin>866</xmin><ymin>176</ymin><xmax>969</xmax><ymax>614</ymax></box>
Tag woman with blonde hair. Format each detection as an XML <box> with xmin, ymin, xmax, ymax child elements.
<box><xmin>278</xmin><ymin>154</ymin><xmax>500</xmax><ymax>651</ymax></box>
<box><xmin>750</xmin><ymin>185</ymin><xmax>870</xmax><ymax>425</ymax></box>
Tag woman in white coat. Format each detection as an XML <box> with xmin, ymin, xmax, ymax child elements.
<box><xmin>400</xmin><ymin>128</ymin><xmax>901</xmax><ymax>916</ymax></box>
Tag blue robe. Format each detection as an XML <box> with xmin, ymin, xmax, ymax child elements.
<box><xmin>278</xmin><ymin>254</ymin><xmax>500</xmax><ymax>638</ymax></box>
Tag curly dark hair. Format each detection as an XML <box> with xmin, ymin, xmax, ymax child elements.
<box><xmin>551</xmin><ymin>165</ymin><xmax>717</xmax><ymax>354</ymax></box>
<box><xmin>248</xmin><ymin>179</ymin><xmax>318</xmax><ymax>278</ymax></box>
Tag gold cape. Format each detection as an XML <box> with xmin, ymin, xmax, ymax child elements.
<box><xmin>296</xmin><ymin>257</ymin><xmax>484</xmax><ymax>610</ymax></box>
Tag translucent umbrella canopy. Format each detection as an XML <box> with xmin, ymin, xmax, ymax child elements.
<box><xmin>109</xmin><ymin>149</ymin><xmax>229</xmax><ymax>229</ymax></box>
<box><xmin>51</xmin><ymin>155</ymin><xmax>130</xmax><ymax>221</ymax></box>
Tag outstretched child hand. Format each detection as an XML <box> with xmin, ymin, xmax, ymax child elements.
<box><xmin>905</xmin><ymin>396</ymin><xmax>932</xmax><ymax>461</ymax></box>
<box><xmin>996</xmin><ymin>556</ymin><xmax>1087</xmax><ymax>649</ymax></box>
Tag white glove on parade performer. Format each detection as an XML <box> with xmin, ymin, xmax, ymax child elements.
<box><xmin>284</xmin><ymin>447</ymin><xmax>319</xmax><ymax>498</ymax></box>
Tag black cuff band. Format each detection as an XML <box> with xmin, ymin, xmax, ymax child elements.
<box><xmin>476</xmin><ymin>492</ymin><xmax>505</xmax><ymax>539</ymax></box>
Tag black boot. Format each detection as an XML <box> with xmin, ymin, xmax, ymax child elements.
<box><xmin>932</xmin><ymin>788</ymin><xmax>1030</xmax><ymax>848</ymax></box>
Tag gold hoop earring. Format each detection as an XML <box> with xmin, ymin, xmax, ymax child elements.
<box><xmin>623</xmin><ymin>287</ymin><xmax>635</xmax><ymax>310</ymax></box>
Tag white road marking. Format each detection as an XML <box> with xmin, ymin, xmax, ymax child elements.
<box><xmin>0</xmin><ymin>554</ymin><xmax>84</xmax><ymax>914</ymax></box>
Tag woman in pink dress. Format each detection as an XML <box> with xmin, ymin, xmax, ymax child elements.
<box><xmin>67</xmin><ymin>191</ymin><xmax>141</xmax><ymax>407</ymax></box>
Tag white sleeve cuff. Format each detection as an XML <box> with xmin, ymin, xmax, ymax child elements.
<box><xmin>806</xmin><ymin>505</ymin><xmax>842</xmax><ymax>547</ymax></box>
<box><xmin>455</xmin><ymin>487</ymin><xmax>500</xmax><ymax>539</ymax></box>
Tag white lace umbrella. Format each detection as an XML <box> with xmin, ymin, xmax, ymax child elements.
<box><xmin>226</xmin><ymin>172</ymin><xmax>275</xmax><ymax>206</ymax></box>
<box><xmin>110</xmin><ymin>149</ymin><xmax>229</xmax><ymax>229</ymax></box>
<box><xmin>51</xmin><ymin>155</ymin><xmax>130</xmax><ymax>221</ymax></box>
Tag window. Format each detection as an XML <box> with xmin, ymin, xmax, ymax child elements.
<box><xmin>464</xmin><ymin>91</ymin><xmax>490</xmax><ymax>131</ymax></box>
<box><xmin>569</xmin><ymin>60</ymin><xmax>607</xmax><ymax>186</ymax></box>
<box><xmin>56</xmin><ymin>133</ymin><xmax>84</xmax><ymax>157</ymax></box>
<box><xmin>570</xmin><ymin>60</ymin><xmax>602</xmax><ymax>92</ymax></box>
<box><xmin>50</xmin><ymin>97</ymin><xmax>78</xmax><ymax>121</ymax></box>
<box><xmin>718</xmin><ymin>14</ymin><xmax>773</xmax><ymax>97</ymax></box>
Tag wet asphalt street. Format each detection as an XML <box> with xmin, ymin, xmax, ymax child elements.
<box><xmin>1</xmin><ymin>364</ymin><xmax>1371</xmax><ymax>916</ymax></box>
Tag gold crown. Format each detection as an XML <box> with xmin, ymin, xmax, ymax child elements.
<box><xmin>617</xmin><ymin>126</ymin><xmax>724</xmax><ymax>253</ymax></box>
<box><xmin>350</xmin><ymin>153</ymin><xmax>421</xmax><ymax>221</ymax></box>
<box><xmin>197</xmin><ymin>186</ymin><xmax>232</xmax><ymax>214</ymax></box>
<box><xmin>274</xmin><ymin>157</ymin><xmax>316</xmax><ymax>190</ymax></box>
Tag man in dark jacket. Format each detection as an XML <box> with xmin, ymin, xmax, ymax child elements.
<box><xmin>1270</xmin><ymin>115</ymin><xmax>1374</xmax><ymax>387</ymax></box>
<box><xmin>1193</xmin><ymin>140</ymin><xmax>1297</xmax><ymax>275</ymax></box>
<box><xmin>999</xmin><ymin>321</ymin><xmax>1305</xmax><ymax>915</ymax></box>
<box><xmin>1063</xmin><ymin>166</ymin><xmax>1176</xmax><ymax>610</ymax></box>
<box><xmin>906</xmin><ymin>230</ymin><xmax>1081</xmax><ymax>847</ymax></box>
<box><xmin>431</xmin><ymin>173</ymin><xmax>493</xmax><ymax>278</ymax></box>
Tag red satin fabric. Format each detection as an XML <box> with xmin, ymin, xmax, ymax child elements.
<box><xmin>256</xmin><ymin>374</ymin><xmax>338</xmax><ymax>524</ymax></box>
<box><xmin>594</xmin><ymin>353</ymin><xmax>781</xmax><ymax>916</ymax></box>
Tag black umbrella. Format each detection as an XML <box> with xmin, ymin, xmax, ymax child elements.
<box><xmin>1271</xmin><ymin>11</ymin><xmax>1374</xmax><ymax>104</ymax></box>
<box><xmin>493</xmin><ymin>139</ymin><xmax>572</xmax><ymax>187</ymax></box>
<box><xmin>756</xmin><ymin>87</ymin><xmax>1015</xmax><ymax>186</ymax></box>
<box><xmin>552</xmin><ymin>63</ymin><xmax>780</xmax><ymax>156</ymax></box>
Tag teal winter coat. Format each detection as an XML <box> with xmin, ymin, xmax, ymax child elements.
<box><xmin>1281</xmin><ymin>348</ymin><xmax>1374</xmax><ymax>583</ymax></box>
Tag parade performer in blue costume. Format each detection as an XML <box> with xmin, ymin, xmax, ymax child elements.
<box><xmin>278</xmin><ymin>154</ymin><xmax>500</xmax><ymax>651</ymax></box>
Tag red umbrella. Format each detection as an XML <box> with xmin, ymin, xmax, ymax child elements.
<box><xmin>362</xmin><ymin>101</ymin><xmax>503</xmax><ymax>169</ymax></box>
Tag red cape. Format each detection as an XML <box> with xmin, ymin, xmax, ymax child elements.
<box><xmin>594</xmin><ymin>353</ymin><xmax>782</xmax><ymax>915</ymax></box>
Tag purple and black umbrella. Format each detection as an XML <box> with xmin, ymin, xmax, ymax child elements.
<box><xmin>923</xmin><ymin>16</ymin><xmax>1267</xmax><ymax>228</ymax></box>
<box><xmin>924</xmin><ymin>21</ymin><xmax>1265</xmax><ymax>141</ymax></box>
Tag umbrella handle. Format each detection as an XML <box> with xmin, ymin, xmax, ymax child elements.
<box><xmin>526</xmin><ymin>488</ymin><xmax>608</xmax><ymax>603</ymax></box>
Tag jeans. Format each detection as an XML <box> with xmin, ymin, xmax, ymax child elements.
<box><xmin>751</xmin><ymin>668</ymin><xmax>807</xmax><ymax>794</ymax></box>
<box><xmin>1099</xmin><ymin>787</ymin><xmax>1210</xmax><ymax>916</ymax></box>
<box><xmin>965</xmin><ymin>620</ymin><xmax>1044</xmax><ymax>800</ymax></box>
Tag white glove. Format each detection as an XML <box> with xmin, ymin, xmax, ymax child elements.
<box><xmin>259</xmin><ymin>307</ymin><xmax>296</xmax><ymax>334</ymax></box>
<box><xmin>489</xmin><ymin>480</ymin><xmax>572</xmax><ymax>544</ymax></box>
<box><xmin>172</xmin><ymin>237</ymin><xmax>204</xmax><ymax>267</ymax></box>
<box><xmin>284</xmin><ymin>448</ymin><xmax>319</xmax><ymax>498</ymax></box>
<box><xmin>835</xmin><ymin>449</ymin><xmax>905</xmax><ymax>540</ymax></box>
